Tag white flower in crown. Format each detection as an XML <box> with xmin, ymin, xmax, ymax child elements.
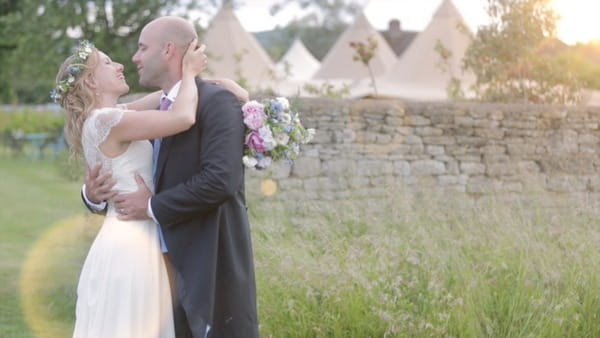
<box><xmin>50</xmin><ymin>40</ymin><xmax>95</xmax><ymax>103</ymax></box>
<box><xmin>78</xmin><ymin>40</ymin><xmax>94</xmax><ymax>58</ymax></box>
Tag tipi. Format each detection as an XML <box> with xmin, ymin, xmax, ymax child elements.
<box><xmin>353</xmin><ymin>0</ymin><xmax>475</xmax><ymax>100</ymax></box>
<box><xmin>201</xmin><ymin>4</ymin><xmax>279</xmax><ymax>89</ymax></box>
<box><xmin>276</xmin><ymin>38</ymin><xmax>320</xmax><ymax>81</ymax></box>
<box><xmin>312</xmin><ymin>12</ymin><xmax>397</xmax><ymax>82</ymax></box>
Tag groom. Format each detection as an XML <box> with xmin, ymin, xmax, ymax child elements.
<box><xmin>82</xmin><ymin>16</ymin><xmax>258</xmax><ymax>338</ymax></box>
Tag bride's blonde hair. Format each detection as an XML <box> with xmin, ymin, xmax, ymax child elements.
<box><xmin>54</xmin><ymin>50</ymin><xmax>99</xmax><ymax>156</ymax></box>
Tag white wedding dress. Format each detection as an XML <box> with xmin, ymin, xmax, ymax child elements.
<box><xmin>73</xmin><ymin>107</ymin><xmax>174</xmax><ymax>338</ymax></box>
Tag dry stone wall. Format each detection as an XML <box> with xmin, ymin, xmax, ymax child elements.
<box><xmin>247</xmin><ymin>98</ymin><xmax>600</xmax><ymax>201</ymax></box>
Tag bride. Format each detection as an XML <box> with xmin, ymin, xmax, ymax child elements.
<box><xmin>52</xmin><ymin>39</ymin><xmax>243</xmax><ymax>337</ymax></box>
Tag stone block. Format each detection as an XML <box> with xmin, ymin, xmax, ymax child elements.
<box><xmin>486</xmin><ymin>163</ymin><xmax>516</xmax><ymax>176</ymax></box>
<box><xmin>323</xmin><ymin>159</ymin><xmax>357</xmax><ymax>176</ymax></box>
<box><xmin>466</xmin><ymin>176</ymin><xmax>503</xmax><ymax>194</ymax></box>
<box><xmin>405</xmin><ymin>115</ymin><xmax>431</xmax><ymax>126</ymax></box>
<box><xmin>394</xmin><ymin>160</ymin><xmax>411</xmax><ymax>176</ymax></box>
<box><xmin>460</xmin><ymin>162</ymin><xmax>485</xmax><ymax>175</ymax></box>
<box><xmin>546</xmin><ymin>175</ymin><xmax>587</xmax><ymax>192</ymax></box>
<box><xmin>291</xmin><ymin>157</ymin><xmax>321</xmax><ymax>178</ymax></box>
<box><xmin>426</xmin><ymin>145</ymin><xmax>445</xmax><ymax>156</ymax></box>
<box><xmin>410</xmin><ymin>160</ymin><xmax>446</xmax><ymax>176</ymax></box>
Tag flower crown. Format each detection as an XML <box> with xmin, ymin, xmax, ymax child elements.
<box><xmin>50</xmin><ymin>40</ymin><xmax>95</xmax><ymax>103</ymax></box>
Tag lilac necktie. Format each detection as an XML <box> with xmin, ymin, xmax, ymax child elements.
<box><xmin>152</xmin><ymin>96</ymin><xmax>171</xmax><ymax>179</ymax></box>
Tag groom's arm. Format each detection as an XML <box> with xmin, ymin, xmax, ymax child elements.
<box><xmin>150</xmin><ymin>89</ymin><xmax>244</xmax><ymax>227</ymax></box>
<box><xmin>81</xmin><ymin>185</ymin><xmax>108</xmax><ymax>214</ymax></box>
<box><xmin>81</xmin><ymin>163</ymin><xmax>116</xmax><ymax>215</ymax></box>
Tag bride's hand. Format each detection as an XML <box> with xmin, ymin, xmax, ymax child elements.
<box><xmin>205</xmin><ymin>78</ymin><xmax>249</xmax><ymax>103</ymax></box>
<box><xmin>182</xmin><ymin>39</ymin><xmax>207</xmax><ymax>76</ymax></box>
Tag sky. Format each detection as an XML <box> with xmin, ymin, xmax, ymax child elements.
<box><xmin>198</xmin><ymin>0</ymin><xmax>600</xmax><ymax>45</ymax></box>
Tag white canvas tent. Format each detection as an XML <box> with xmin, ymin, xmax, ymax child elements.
<box><xmin>584</xmin><ymin>90</ymin><xmax>600</xmax><ymax>107</ymax></box>
<box><xmin>352</xmin><ymin>0</ymin><xmax>475</xmax><ymax>100</ymax></box>
<box><xmin>276</xmin><ymin>38</ymin><xmax>320</xmax><ymax>81</ymax></box>
<box><xmin>202</xmin><ymin>5</ymin><xmax>279</xmax><ymax>89</ymax></box>
<box><xmin>312</xmin><ymin>12</ymin><xmax>397</xmax><ymax>82</ymax></box>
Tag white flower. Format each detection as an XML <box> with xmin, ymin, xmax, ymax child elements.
<box><xmin>276</xmin><ymin>97</ymin><xmax>289</xmax><ymax>110</ymax></box>
<box><xmin>291</xmin><ymin>143</ymin><xmax>300</xmax><ymax>155</ymax></box>
<box><xmin>258</xmin><ymin>126</ymin><xmax>276</xmax><ymax>151</ymax></box>
<box><xmin>280</xmin><ymin>112</ymin><xmax>292</xmax><ymax>124</ymax></box>
<box><xmin>257</xmin><ymin>156</ymin><xmax>272</xmax><ymax>169</ymax></box>
<box><xmin>305</xmin><ymin>128</ymin><xmax>316</xmax><ymax>143</ymax></box>
<box><xmin>274</xmin><ymin>132</ymin><xmax>289</xmax><ymax>146</ymax></box>
<box><xmin>243</xmin><ymin>155</ymin><xmax>257</xmax><ymax>168</ymax></box>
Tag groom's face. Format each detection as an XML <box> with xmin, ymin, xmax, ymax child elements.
<box><xmin>132</xmin><ymin>28</ymin><xmax>167</xmax><ymax>88</ymax></box>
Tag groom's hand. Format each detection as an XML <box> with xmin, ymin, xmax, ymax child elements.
<box><xmin>114</xmin><ymin>172</ymin><xmax>152</xmax><ymax>221</ymax></box>
<box><xmin>85</xmin><ymin>163</ymin><xmax>117</xmax><ymax>203</ymax></box>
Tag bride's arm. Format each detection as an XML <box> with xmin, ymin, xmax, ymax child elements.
<box><xmin>205</xmin><ymin>77</ymin><xmax>249</xmax><ymax>103</ymax></box>
<box><xmin>109</xmin><ymin>40</ymin><xmax>206</xmax><ymax>141</ymax></box>
<box><xmin>120</xmin><ymin>90</ymin><xmax>162</xmax><ymax>111</ymax></box>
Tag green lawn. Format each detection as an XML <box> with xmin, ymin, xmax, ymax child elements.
<box><xmin>0</xmin><ymin>157</ymin><xmax>86</xmax><ymax>338</ymax></box>
<box><xmin>3</xmin><ymin>156</ymin><xmax>600</xmax><ymax>337</ymax></box>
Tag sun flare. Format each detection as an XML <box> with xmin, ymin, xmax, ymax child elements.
<box><xmin>551</xmin><ymin>0</ymin><xmax>600</xmax><ymax>44</ymax></box>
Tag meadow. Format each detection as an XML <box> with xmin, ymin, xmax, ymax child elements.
<box><xmin>2</xmin><ymin>156</ymin><xmax>600</xmax><ymax>337</ymax></box>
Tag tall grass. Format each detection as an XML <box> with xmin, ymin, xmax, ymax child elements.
<box><xmin>2</xmin><ymin>157</ymin><xmax>600</xmax><ymax>337</ymax></box>
<box><xmin>247</xmin><ymin>187</ymin><xmax>600</xmax><ymax>337</ymax></box>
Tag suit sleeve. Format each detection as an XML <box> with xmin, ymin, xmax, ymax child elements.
<box><xmin>81</xmin><ymin>187</ymin><xmax>108</xmax><ymax>215</ymax></box>
<box><xmin>151</xmin><ymin>90</ymin><xmax>245</xmax><ymax>227</ymax></box>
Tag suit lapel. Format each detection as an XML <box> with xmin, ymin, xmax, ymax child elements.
<box><xmin>154</xmin><ymin>136</ymin><xmax>174</xmax><ymax>187</ymax></box>
<box><xmin>154</xmin><ymin>77</ymin><xmax>204</xmax><ymax>187</ymax></box>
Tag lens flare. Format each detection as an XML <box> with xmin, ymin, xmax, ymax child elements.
<box><xmin>20</xmin><ymin>213</ymin><xmax>175</xmax><ymax>337</ymax></box>
<box><xmin>19</xmin><ymin>213</ymin><xmax>100</xmax><ymax>338</ymax></box>
<box><xmin>261</xmin><ymin>179</ymin><xmax>278</xmax><ymax>196</ymax></box>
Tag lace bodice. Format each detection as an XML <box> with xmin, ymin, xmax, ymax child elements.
<box><xmin>82</xmin><ymin>107</ymin><xmax>154</xmax><ymax>215</ymax></box>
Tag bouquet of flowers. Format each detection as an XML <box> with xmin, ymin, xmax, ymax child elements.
<box><xmin>242</xmin><ymin>97</ymin><xmax>315</xmax><ymax>170</ymax></box>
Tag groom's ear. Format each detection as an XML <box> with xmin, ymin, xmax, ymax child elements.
<box><xmin>164</xmin><ymin>42</ymin><xmax>176</xmax><ymax>59</ymax></box>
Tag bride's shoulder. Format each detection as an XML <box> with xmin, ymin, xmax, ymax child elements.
<box><xmin>91</xmin><ymin>105</ymin><xmax>129</xmax><ymax>115</ymax></box>
<box><xmin>90</xmin><ymin>106</ymin><xmax>130</xmax><ymax>118</ymax></box>
<box><xmin>85</xmin><ymin>106</ymin><xmax>127</xmax><ymax>129</ymax></box>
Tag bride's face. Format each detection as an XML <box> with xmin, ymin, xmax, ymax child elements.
<box><xmin>92</xmin><ymin>51</ymin><xmax>129</xmax><ymax>97</ymax></box>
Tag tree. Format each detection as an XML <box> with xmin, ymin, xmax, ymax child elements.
<box><xmin>267</xmin><ymin>0</ymin><xmax>362</xmax><ymax>60</ymax></box>
<box><xmin>0</xmin><ymin>0</ymin><xmax>21</xmax><ymax>102</ymax></box>
<box><xmin>270</xmin><ymin>0</ymin><xmax>362</xmax><ymax>31</ymax></box>
<box><xmin>349</xmin><ymin>35</ymin><xmax>379</xmax><ymax>96</ymax></box>
<box><xmin>462</xmin><ymin>0</ymin><xmax>581</xmax><ymax>104</ymax></box>
<box><xmin>566</xmin><ymin>41</ymin><xmax>600</xmax><ymax>90</ymax></box>
<box><xmin>0</xmin><ymin>0</ymin><xmax>206</xmax><ymax>103</ymax></box>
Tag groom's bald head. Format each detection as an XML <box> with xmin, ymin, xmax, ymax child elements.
<box><xmin>133</xmin><ymin>16</ymin><xmax>199</xmax><ymax>91</ymax></box>
<box><xmin>144</xmin><ymin>16</ymin><xmax>198</xmax><ymax>50</ymax></box>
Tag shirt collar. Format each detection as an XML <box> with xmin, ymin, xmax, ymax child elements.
<box><xmin>162</xmin><ymin>80</ymin><xmax>182</xmax><ymax>102</ymax></box>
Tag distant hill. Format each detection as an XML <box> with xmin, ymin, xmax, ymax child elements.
<box><xmin>253</xmin><ymin>26</ymin><xmax>346</xmax><ymax>62</ymax></box>
<box><xmin>253</xmin><ymin>23</ymin><xmax>415</xmax><ymax>62</ymax></box>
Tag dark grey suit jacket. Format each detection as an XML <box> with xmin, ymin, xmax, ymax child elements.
<box><xmin>151</xmin><ymin>78</ymin><xmax>258</xmax><ymax>337</ymax></box>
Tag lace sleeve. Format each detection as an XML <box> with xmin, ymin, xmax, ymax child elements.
<box><xmin>81</xmin><ymin>107</ymin><xmax>125</xmax><ymax>168</ymax></box>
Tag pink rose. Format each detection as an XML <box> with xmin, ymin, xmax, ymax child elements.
<box><xmin>242</xmin><ymin>101</ymin><xmax>266</xmax><ymax>130</ymax></box>
<box><xmin>245</xmin><ymin>131</ymin><xmax>265</xmax><ymax>153</ymax></box>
